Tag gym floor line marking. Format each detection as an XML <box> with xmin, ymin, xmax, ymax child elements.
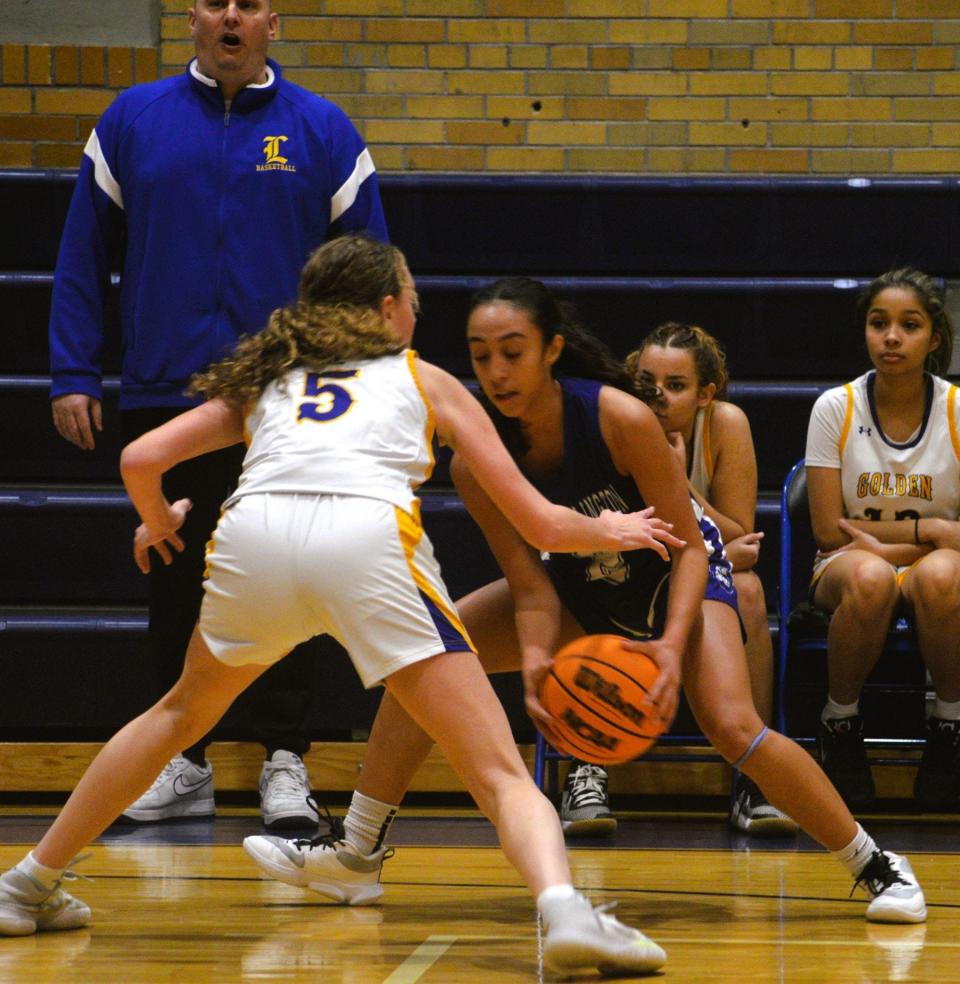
<box><xmin>50</xmin><ymin>873</ymin><xmax>960</xmax><ymax>910</ymax></box>
<box><xmin>381</xmin><ymin>935</ymin><xmax>534</xmax><ymax>984</ymax></box>
<box><xmin>651</xmin><ymin>935</ymin><xmax>949</xmax><ymax>948</ymax></box>
<box><xmin>382</xmin><ymin>934</ymin><xmax>457</xmax><ymax>983</ymax></box>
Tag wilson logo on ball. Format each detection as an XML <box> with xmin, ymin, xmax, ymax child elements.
<box><xmin>559</xmin><ymin>707</ymin><xmax>620</xmax><ymax>752</ymax></box>
<box><xmin>573</xmin><ymin>665</ymin><xmax>647</xmax><ymax>727</ymax></box>
<box><xmin>539</xmin><ymin>634</ymin><xmax>667</xmax><ymax>765</ymax></box>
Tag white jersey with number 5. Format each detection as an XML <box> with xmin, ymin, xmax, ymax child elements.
<box><xmin>228</xmin><ymin>349</ymin><xmax>434</xmax><ymax>515</ymax></box>
<box><xmin>805</xmin><ymin>370</ymin><xmax>960</xmax><ymax>522</ymax></box>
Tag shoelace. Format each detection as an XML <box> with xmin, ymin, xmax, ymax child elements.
<box><xmin>592</xmin><ymin>900</ymin><xmax>632</xmax><ymax>936</ymax></box>
<box><xmin>569</xmin><ymin>765</ymin><xmax>608</xmax><ymax>806</ymax></box>
<box><xmin>143</xmin><ymin>757</ymin><xmax>183</xmax><ymax>793</ymax></box>
<box><xmin>20</xmin><ymin>853</ymin><xmax>92</xmax><ymax>910</ymax></box>
<box><xmin>296</xmin><ymin>798</ymin><xmax>395</xmax><ymax>866</ymax></box>
<box><xmin>295</xmin><ymin>798</ymin><xmax>347</xmax><ymax>850</ymax></box>
<box><xmin>851</xmin><ymin>851</ymin><xmax>908</xmax><ymax>898</ymax></box>
<box><xmin>263</xmin><ymin>760</ymin><xmax>309</xmax><ymax>798</ymax></box>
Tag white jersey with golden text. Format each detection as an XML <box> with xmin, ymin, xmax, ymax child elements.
<box><xmin>228</xmin><ymin>350</ymin><xmax>434</xmax><ymax>515</ymax></box>
<box><xmin>805</xmin><ymin>370</ymin><xmax>960</xmax><ymax>522</ymax></box>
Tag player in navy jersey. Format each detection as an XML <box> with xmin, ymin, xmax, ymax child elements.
<box><xmin>806</xmin><ymin>268</ymin><xmax>960</xmax><ymax>810</ymax></box>
<box><xmin>246</xmin><ymin>276</ymin><xmax>927</xmax><ymax>926</ymax></box>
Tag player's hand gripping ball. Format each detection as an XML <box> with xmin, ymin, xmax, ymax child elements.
<box><xmin>538</xmin><ymin>634</ymin><xmax>667</xmax><ymax>765</ymax></box>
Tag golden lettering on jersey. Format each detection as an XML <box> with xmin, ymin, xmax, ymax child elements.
<box><xmin>855</xmin><ymin>471</ymin><xmax>933</xmax><ymax>501</ymax></box>
<box><xmin>257</xmin><ymin>135</ymin><xmax>297</xmax><ymax>173</ymax></box>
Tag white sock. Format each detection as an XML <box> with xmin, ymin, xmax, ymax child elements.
<box><xmin>831</xmin><ymin>824</ymin><xmax>879</xmax><ymax>877</ymax></box>
<box><xmin>19</xmin><ymin>851</ymin><xmax>65</xmax><ymax>890</ymax></box>
<box><xmin>823</xmin><ymin>696</ymin><xmax>859</xmax><ymax>722</ymax></box>
<box><xmin>934</xmin><ymin>697</ymin><xmax>960</xmax><ymax>721</ymax></box>
<box><xmin>537</xmin><ymin>883</ymin><xmax>577</xmax><ymax>913</ymax></box>
<box><xmin>343</xmin><ymin>791</ymin><xmax>398</xmax><ymax>856</ymax></box>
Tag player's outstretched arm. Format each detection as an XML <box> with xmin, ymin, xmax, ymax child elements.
<box><xmin>120</xmin><ymin>399</ymin><xmax>245</xmax><ymax>572</ymax></box>
<box><xmin>416</xmin><ymin>359</ymin><xmax>685</xmax><ymax>556</ymax></box>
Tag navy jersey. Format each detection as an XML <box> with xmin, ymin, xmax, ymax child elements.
<box><xmin>536</xmin><ymin>377</ymin><xmax>735</xmax><ymax>639</ymax></box>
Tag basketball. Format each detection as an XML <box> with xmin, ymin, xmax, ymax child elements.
<box><xmin>539</xmin><ymin>634</ymin><xmax>667</xmax><ymax>765</ymax></box>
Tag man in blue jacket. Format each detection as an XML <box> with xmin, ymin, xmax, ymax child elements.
<box><xmin>49</xmin><ymin>0</ymin><xmax>388</xmax><ymax>829</ymax></box>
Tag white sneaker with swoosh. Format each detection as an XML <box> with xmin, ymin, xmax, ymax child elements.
<box><xmin>121</xmin><ymin>754</ymin><xmax>215</xmax><ymax>822</ymax></box>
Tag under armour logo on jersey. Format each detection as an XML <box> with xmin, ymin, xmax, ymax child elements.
<box><xmin>859</xmin><ymin>426</ymin><xmax>872</xmax><ymax>436</ymax></box>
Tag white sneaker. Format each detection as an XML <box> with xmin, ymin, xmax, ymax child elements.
<box><xmin>0</xmin><ymin>863</ymin><xmax>91</xmax><ymax>937</ymax></box>
<box><xmin>259</xmin><ymin>751</ymin><xmax>316</xmax><ymax>830</ymax></box>
<box><xmin>560</xmin><ymin>762</ymin><xmax>617</xmax><ymax>837</ymax></box>
<box><xmin>121</xmin><ymin>754</ymin><xmax>215</xmax><ymax>822</ymax></box>
<box><xmin>854</xmin><ymin>850</ymin><xmax>927</xmax><ymax>924</ymax></box>
<box><xmin>540</xmin><ymin>891</ymin><xmax>666</xmax><ymax>976</ymax></box>
<box><xmin>244</xmin><ymin>822</ymin><xmax>390</xmax><ymax>906</ymax></box>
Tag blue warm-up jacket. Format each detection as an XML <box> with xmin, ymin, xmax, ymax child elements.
<box><xmin>49</xmin><ymin>58</ymin><xmax>388</xmax><ymax>409</ymax></box>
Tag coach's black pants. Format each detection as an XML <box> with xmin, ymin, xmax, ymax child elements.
<box><xmin>122</xmin><ymin>408</ymin><xmax>312</xmax><ymax>762</ymax></box>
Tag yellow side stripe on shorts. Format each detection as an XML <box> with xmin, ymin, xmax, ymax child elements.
<box><xmin>394</xmin><ymin>505</ymin><xmax>475</xmax><ymax>650</ymax></box>
<box><xmin>203</xmin><ymin>505</ymin><xmax>230</xmax><ymax>580</ymax></box>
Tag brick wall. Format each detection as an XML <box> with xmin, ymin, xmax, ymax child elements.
<box><xmin>4</xmin><ymin>1</ymin><xmax>960</xmax><ymax>173</ymax></box>
<box><xmin>0</xmin><ymin>45</ymin><xmax>159</xmax><ymax>167</ymax></box>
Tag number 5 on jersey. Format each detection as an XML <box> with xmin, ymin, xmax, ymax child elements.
<box><xmin>298</xmin><ymin>370</ymin><xmax>358</xmax><ymax>423</ymax></box>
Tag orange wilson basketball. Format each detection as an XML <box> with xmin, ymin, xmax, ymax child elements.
<box><xmin>539</xmin><ymin>634</ymin><xmax>666</xmax><ymax>765</ymax></box>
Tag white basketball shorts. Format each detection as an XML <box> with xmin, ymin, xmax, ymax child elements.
<box><xmin>200</xmin><ymin>492</ymin><xmax>475</xmax><ymax>687</ymax></box>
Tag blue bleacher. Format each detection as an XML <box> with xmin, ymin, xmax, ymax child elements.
<box><xmin>2</xmin><ymin>170</ymin><xmax>952</xmax><ymax>741</ymax></box>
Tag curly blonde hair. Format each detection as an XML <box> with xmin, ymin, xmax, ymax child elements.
<box><xmin>191</xmin><ymin>235</ymin><xmax>407</xmax><ymax>406</ymax></box>
<box><xmin>626</xmin><ymin>321</ymin><xmax>730</xmax><ymax>399</ymax></box>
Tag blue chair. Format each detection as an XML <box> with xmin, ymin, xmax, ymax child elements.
<box><xmin>776</xmin><ymin>459</ymin><xmax>926</xmax><ymax>761</ymax></box>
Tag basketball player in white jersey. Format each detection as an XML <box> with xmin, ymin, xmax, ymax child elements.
<box><xmin>807</xmin><ymin>267</ymin><xmax>960</xmax><ymax>811</ymax></box>
<box><xmin>0</xmin><ymin>236</ymin><xmax>684</xmax><ymax>976</ymax></box>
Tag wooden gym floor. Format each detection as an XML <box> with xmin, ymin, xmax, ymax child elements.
<box><xmin>0</xmin><ymin>809</ymin><xmax>957</xmax><ymax>983</ymax></box>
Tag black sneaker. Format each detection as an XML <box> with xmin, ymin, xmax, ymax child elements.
<box><xmin>818</xmin><ymin>715</ymin><xmax>875</xmax><ymax>809</ymax></box>
<box><xmin>914</xmin><ymin>717</ymin><xmax>960</xmax><ymax>811</ymax></box>
<box><xmin>560</xmin><ymin>761</ymin><xmax>617</xmax><ymax>837</ymax></box>
<box><xmin>729</xmin><ymin>773</ymin><xmax>799</xmax><ymax>837</ymax></box>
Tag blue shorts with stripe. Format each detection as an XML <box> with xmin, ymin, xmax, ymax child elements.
<box><xmin>547</xmin><ymin>558</ymin><xmax>739</xmax><ymax>641</ymax></box>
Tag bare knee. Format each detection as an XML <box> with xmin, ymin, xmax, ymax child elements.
<box><xmin>837</xmin><ymin>558</ymin><xmax>898</xmax><ymax>618</ymax></box>
<box><xmin>467</xmin><ymin>762</ymin><xmax>537</xmax><ymax>824</ymax></box>
<box><xmin>154</xmin><ymin>687</ymin><xmax>226</xmax><ymax>748</ymax></box>
<box><xmin>734</xmin><ymin>571</ymin><xmax>766</xmax><ymax>616</ymax></box>
<box><xmin>733</xmin><ymin>571</ymin><xmax>769</xmax><ymax>633</ymax></box>
<box><xmin>910</xmin><ymin>555</ymin><xmax>960</xmax><ymax>616</ymax></box>
<box><xmin>696</xmin><ymin>705</ymin><xmax>764</xmax><ymax>764</ymax></box>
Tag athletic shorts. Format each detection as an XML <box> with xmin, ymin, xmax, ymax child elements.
<box><xmin>547</xmin><ymin>558</ymin><xmax>739</xmax><ymax>640</ymax></box>
<box><xmin>200</xmin><ymin>493</ymin><xmax>475</xmax><ymax>687</ymax></box>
